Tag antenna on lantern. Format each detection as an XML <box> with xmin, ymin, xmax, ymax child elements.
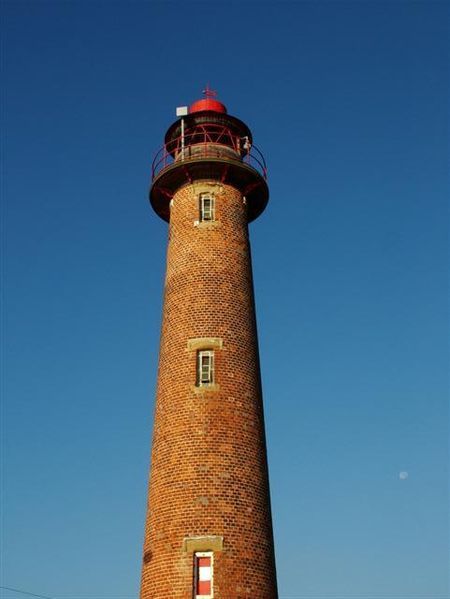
<box><xmin>176</xmin><ymin>105</ymin><xmax>189</xmax><ymax>160</ymax></box>
<box><xmin>202</xmin><ymin>84</ymin><xmax>218</xmax><ymax>99</ymax></box>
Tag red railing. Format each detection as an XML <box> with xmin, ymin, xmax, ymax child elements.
<box><xmin>151</xmin><ymin>125</ymin><xmax>267</xmax><ymax>181</ymax></box>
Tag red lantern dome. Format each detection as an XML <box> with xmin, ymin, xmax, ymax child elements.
<box><xmin>189</xmin><ymin>85</ymin><xmax>227</xmax><ymax>113</ymax></box>
<box><xmin>189</xmin><ymin>97</ymin><xmax>227</xmax><ymax>114</ymax></box>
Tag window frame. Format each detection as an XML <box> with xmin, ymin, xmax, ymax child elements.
<box><xmin>197</xmin><ymin>350</ymin><xmax>214</xmax><ymax>386</ymax></box>
<box><xmin>194</xmin><ymin>551</ymin><xmax>214</xmax><ymax>599</ymax></box>
<box><xmin>199</xmin><ymin>193</ymin><xmax>215</xmax><ymax>222</ymax></box>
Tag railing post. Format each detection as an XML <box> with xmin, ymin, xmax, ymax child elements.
<box><xmin>181</xmin><ymin>118</ymin><xmax>185</xmax><ymax>160</ymax></box>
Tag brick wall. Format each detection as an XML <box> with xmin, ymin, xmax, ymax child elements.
<box><xmin>140</xmin><ymin>181</ymin><xmax>278</xmax><ymax>598</ymax></box>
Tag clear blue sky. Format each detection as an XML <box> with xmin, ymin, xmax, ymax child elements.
<box><xmin>2</xmin><ymin>2</ymin><xmax>448</xmax><ymax>598</ymax></box>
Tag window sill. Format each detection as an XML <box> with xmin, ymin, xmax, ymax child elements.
<box><xmin>192</xmin><ymin>384</ymin><xmax>220</xmax><ymax>394</ymax></box>
<box><xmin>194</xmin><ymin>221</ymin><xmax>222</xmax><ymax>229</ymax></box>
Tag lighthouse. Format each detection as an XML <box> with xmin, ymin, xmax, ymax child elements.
<box><xmin>140</xmin><ymin>89</ymin><xmax>278</xmax><ymax>599</ymax></box>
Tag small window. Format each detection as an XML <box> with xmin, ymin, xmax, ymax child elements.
<box><xmin>194</xmin><ymin>552</ymin><xmax>213</xmax><ymax>598</ymax></box>
<box><xmin>197</xmin><ymin>350</ymin><xmax>214</xmax><ymax>386</ymax></box>
<box><xmin>200</xmin><ymin>194</ymin><xmax>215</xmax><ymax>222</ymax></box>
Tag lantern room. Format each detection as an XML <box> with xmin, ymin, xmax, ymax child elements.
<box><xmin>150</xmin><ymin>89</ymin><xmax>268</xmax><ymax>223</ymax></box>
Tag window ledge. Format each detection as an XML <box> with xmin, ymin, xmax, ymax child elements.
<box><xmin>192</xmin><ymin>384</ymin><xmax>220</xmax><ymax>394</ymax></box>
<box><xmin>194</xmin><ymin>221</ymin><xmax>222</xmax><ymax>229</ymax></box>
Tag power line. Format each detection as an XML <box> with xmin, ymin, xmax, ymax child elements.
<box><xmin>1</xmin><ymin>589</ymin><xmax>448</xmax><ymax>599</ymax></box>
<box><xmin>0</xmin><ymin>587</ymin><xmax>54</xmax><ymax>599</ymax></box>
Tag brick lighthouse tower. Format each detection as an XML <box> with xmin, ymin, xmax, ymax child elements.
<box><xmin>140</xmin><ymin>89</ymin><xmax>278</xmax><ymax>599</ymax></box>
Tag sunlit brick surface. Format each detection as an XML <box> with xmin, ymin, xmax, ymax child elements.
<box><xmin>140</xmin><ymin>182</ymin><xmax>278</xmax><ymax>598</ymax></box>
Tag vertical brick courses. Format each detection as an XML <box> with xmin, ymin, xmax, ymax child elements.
<box><xmin>140</xmin><ymin>182</ymin><xmax>278</xmax><ymax>598</ymax></box>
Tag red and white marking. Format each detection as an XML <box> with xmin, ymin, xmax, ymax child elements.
<box><xmin>195</xmin><ymin>553</ymin><xmax>213</xmax><ymax>597</ymax></box>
